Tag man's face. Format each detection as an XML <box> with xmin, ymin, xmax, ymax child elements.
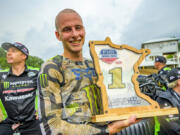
<box><xmin>56</xmin><ymin>12</ymin><xmax>85</xmax><ymax>55</ymax></box>
<box><xmin>6</xmin><ymin>47</ymin><xmax>26</xmax><ymax>64</ymax></box>
<box><xmin>154</xmin><ymin>62</ymin><xmax>160</xmax><ymax>70</ymax></box>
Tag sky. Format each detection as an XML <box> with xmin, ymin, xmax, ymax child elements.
<box><xmin>0</xmin><ymin>0</ymin><xmax>180</xmax><ymax>60</ymax></box>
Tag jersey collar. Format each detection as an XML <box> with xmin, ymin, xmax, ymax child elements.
<box><xmin>7</xmin><ymin>65</ymin><xmax>28</xmax><ymax>76</ymax></box>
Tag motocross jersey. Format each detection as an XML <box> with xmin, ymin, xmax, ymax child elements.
<box><xmin>38</xmin><ymin>55</ymin><xmax>105</xmax><ymax>135</ymax></box>
<box><xmin>0</xmin><ymin>65</ymin><xmax>39</xmax><ymax>123</ymax></box>
<box><xmin>158</xmin><ymin>66</ymin><xmax>171</xmax><ymax>75</ymax></box>
<box><xmin>157</xmin><ymin>66</ymin><xmax>171</xmax><ymax>90</ymax></box>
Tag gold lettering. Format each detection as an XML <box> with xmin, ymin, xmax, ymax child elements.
<box><xmin>108</xmin><ymin>67</ymin><xmax>125</xmax><ymax>89</ymax></box>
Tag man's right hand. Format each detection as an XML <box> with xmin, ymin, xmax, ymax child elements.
<box><xmin>108</xmin><ymin>115</ymin><xmax>139</xmax><ymax>135</ymax></box>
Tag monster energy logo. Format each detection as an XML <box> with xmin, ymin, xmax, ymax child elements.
<box><xmin>3</xmin><ymin>80</ymin><xmax>34</xmax><ymax>88</ymax></box>
<box><xmin>82</xmin><ymin>84</ymin><xmax>102</xmax><ymax>115</ymax></box>
<box><xmin>40</xmin><ymin>73</ymin><xmax>48</xmax><ymax>88</ymax></box>
<box><xmin>10</xmin><ymin>80</ymin><xmax>33</xmax><ymax>86</ymax></box>
<box><xmin>3</xmin><ymin>82</ymin><xmax>10</xmax><ymax>89</ymax></box>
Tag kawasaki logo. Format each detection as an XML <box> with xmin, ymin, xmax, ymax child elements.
<box><xmin>4</xmin><ymin>92</ymin><xmax>34</xmax><ymax>101</ymax></box>
<box><xmin>28</xmin><ymin>72</ymin><xmax>36</xmax><ymax>77</ymax></box>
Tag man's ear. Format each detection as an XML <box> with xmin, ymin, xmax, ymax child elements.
<box><xmin>55</xmin><ymin>31</ymin><xmax>62</xmax><ymax>41</ymax></box>
<box><xmin>22</xmin><ymin>54</ymin><xmax>27</xmax><ymax>61</ymax></box>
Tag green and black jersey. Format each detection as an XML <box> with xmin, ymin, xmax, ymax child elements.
<box><xmin>0</xmin><ymin>65</ymin><xmax>39</xmax><ymax>123</ymax></box>
<box><xmin>156</xmin><ymin>89</ymin><xmax>180</xmax><ymax>134</ymax></box>
<box><xmin>38</xmin><ymin>55</ymin><xmax>104</xmax><ymax>135</ymax></box>
<box><xmin>157</xmin><ymin>66</ymin><xmax>171</xmax><ymax>90</ymax></box>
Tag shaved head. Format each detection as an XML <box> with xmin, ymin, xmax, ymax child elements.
<box><xmin>55</xmin><ymin>8</ymin><xmax>82</xmax><ymax>31</ymax></box>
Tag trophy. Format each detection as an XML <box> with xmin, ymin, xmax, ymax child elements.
<box><xmin>89</xmin><ymin>37</ymin><xmax>178</xmax><ymax>122</ymax></box>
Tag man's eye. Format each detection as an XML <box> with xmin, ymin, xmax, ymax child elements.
<box><xmin>75</xmin><ymin>25</ymin><xmax>82</xmax><ymax>30</ymax></box>
<box><xmin>62</xmin><ymin>27</ymin><xmax>72</xmax><ymax>32</ymax></box>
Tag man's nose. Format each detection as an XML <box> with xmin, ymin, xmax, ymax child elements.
<box><xmin>72</xmin><ymin>28</ymin><xmax>79</xmax><ymax>37</ymax></box>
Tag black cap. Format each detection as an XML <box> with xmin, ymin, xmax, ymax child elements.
<box><xmin>167</xmin><ymin>68</ymin><xmax>180</xmax><ymax>83</ymax></box>
<box><xmin>155</xmin><ymin>56</ymin><xmax>166</xmax><ymax>64</ymax></box>
<box><xmin>1</xmin><ymin>42</ymin><xmax>29</xmax><ymax>56</ymax></box>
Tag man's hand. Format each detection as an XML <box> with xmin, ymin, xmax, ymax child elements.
<box><xmin>12</xmin><ymin>123</ymin><xmax>20</xmax><ymax>130</ymax></box>
<box><xmin>108</xmin><ymin>115</ymin><xmax>138</xmax><ymax>135</ymax></box>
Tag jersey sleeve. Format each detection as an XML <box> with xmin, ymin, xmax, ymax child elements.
<box><xmin>0</xmin><ymin>72</ymin><xmax>8</xmax><ymax>123</ymax></box>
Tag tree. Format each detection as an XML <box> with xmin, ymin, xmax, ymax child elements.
<box><xmin>26</xmin><ymin>56</ymin><xmax>44</xmax><ymax>68</ymax></box>
<box><xmin>0</xmin><ymin>57</ymin><xmax>10</xmax><ymax>69</ymax></box>
<box><xmin>178</xmin><ymin>42</ymin><xmax>180</xmax><ymax>51</ymax></box>
<box><xmin>0</xmin><ymin>47</ymin><xmax>6</xmax><ymax>57</ymax></box>
<box><xmin>0</xmin><ymin>48</ymin><xmax>9</xmax><ymax>69</ymax></box>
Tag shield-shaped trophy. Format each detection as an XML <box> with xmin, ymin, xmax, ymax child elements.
<box><xmin>89</xmin><ymin>37</ymin><xmax>178</xmax><ymax>122</ymax></box>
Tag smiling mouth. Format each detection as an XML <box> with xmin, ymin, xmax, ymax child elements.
<box><xmin>70</xmin><ymin>40</ymin><xmax>80</xmax><ymax>43</ymax></box>
<box><xmin>69</xmin><ymin>41</ymin><xmax>81</xmax><ymax>46</ymax></box>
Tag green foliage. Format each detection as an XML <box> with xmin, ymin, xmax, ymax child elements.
<box><xmin>0</xmin><ymin>57</ymin><xmax>10</xmax><ymax>69</ymax></box>
<box><xmin>0</xmin><ymin>47</ymin><xmax>44</xmax><ymax>69</ymax></box>
<box><xmin>178</xmin><ymin>42</ymin><xmax>180</xmax><ymax>51</ymax></box>
<box><xmin>0</xmin><ymin>48</ymin><xmax>9</xmax><ymax>69</ymax></box>
<box><xmin>26</xmin><ymin>56</ymin><xmax>44</xmax><ymax>68</ymax></box>
<box><xmin>0</xmin><ymin>47</ymin><xmax>6</xmax><ymax>57</ymax></box>
<box><xmin>166</xmin><ymin>54</ymin><xmax>173</xmax><ymax>59</ymax></box>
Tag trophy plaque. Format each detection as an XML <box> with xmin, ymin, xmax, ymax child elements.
<box><xmin>89</xmin><ymin>37</ymin><xmax>178</xmax><ymax>122</ymax></box>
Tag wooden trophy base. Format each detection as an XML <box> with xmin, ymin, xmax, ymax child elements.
<box><xmin>92</xmin><ymin>107</ymin><xmax>179</xmax><ymax>122</ymax></box>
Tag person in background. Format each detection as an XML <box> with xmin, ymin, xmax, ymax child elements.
<box><xmin>154</xmin><ymin>56</ymin><xmax>171</xmax><ymax>90</ymax></box>
<box><xmin>38</xmin><ymin>8</ymin><xmax>137</xmax><ymax>135</ymax></box>
<box><xmin>156</xmin><ymin>68</ymin><xmax>180</xmax><ymax>135</ymax></box>
<box><xmin>0</xmin><ymin>42</ymin><xmax>42</xmax><ymax>135</ymax></box>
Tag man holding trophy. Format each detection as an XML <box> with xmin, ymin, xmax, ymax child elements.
<box><xmin>38</xmin><ymin>8</ymin><xmax>137</xmax><ymax>135</ymax></box>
